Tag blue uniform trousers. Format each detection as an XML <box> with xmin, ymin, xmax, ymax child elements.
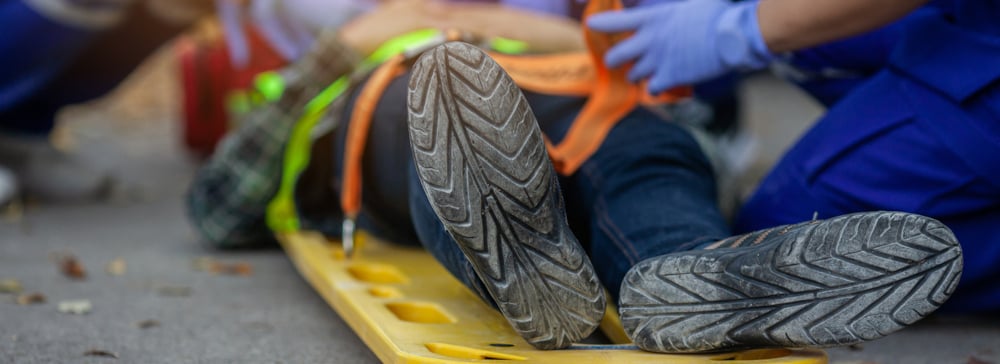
<box><xmin>737</xmin><ymin>5</ymin><xmax>1000</xmax><ymax>312</ymax></box>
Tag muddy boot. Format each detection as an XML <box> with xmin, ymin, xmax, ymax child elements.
<box><xmin>619</xmin><ymin>211</ymin><xmax>963</xmax><ymax>353</ymax></box>
<box><xmin>407</xmin><ymin>42</ymin><xmax>606</xmax><ymax>350</ymax></box>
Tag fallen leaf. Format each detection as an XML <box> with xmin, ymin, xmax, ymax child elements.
<box><xmin>157</xmin><ymin>285</ymin><xmax>192</xmax><ymax>297</ymax></box>
<box><xmin>105</xmin><ymin>258</ymin><xmax>126</xmax><ymax>276</ymax></box>
<box><xmin>59</xmin><ymin>255</ymin><xmax>87</xmax><ymax>280</ymax></box>
<box><xmin>83</xmin><ymin>349</ymin><xmax>119</xmax><ymax>359</ymax></box>
<box><xmin>15</xmin><ymin>292</ymin><xmax>45</xmax><ymax>305</ymax></box>
<box><xmin>194</xmin><ymin>257</ymin><xmax>254</xmax><ymax>276</ymax></box>
<box><xmin>57</xmin><ymin>299</ymin><xmax>92</xmax><ymax>314</ymax></box>
<box><xmin>0</xmin><ymin>279</ymin><xmax>22</xmax><ymax>294</ymax></box>
<box><xmin>136</xmin><ymin>319</ymin><xmax>160</xmax><ymax>329</ymax></box>
<box><xmin>228</xmin><ymin>262</ymin><xmax>253</xmax><ymax>276</ymax></box>
<box><xmin>210</xmin><ymin>261</ymin><xmax>254</xmax><ymax>276</ymax></box>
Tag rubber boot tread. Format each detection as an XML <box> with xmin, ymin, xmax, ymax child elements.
<box><xmin>620</xmin><ymin>211</ymin><xmax>963</xmax><ymax>353</ymax></box>
<box><xmin>407</xmin><ymin>42</ymin><xmax>606</xmax><ymax>350</ymax></box>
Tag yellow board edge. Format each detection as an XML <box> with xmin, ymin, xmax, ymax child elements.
<box><xmin>277</xmin><ymin>230</ymin><xmax>828</xmax><ymax>364</ymax></box>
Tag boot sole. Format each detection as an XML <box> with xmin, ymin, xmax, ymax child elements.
<box><xmin>407</xmin><ymin>42</ymin><xmax>606</xmax><ymax>350</ymax></box>
<box><xmin>620</xmin><ymin>211</ymin><xmax>963</xmax><ymax>353</ymax></box>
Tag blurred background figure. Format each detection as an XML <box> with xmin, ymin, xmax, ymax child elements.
<box><xmin>0</xmin><ymin>0</ymin><xmax>367</xmax><ymax>204</ymax></box>
<box><xmin>0</xmin><ymin>0</ymin><xmax>210</xmax><ymax>203</ymax></box>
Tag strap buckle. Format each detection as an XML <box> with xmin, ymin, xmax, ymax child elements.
<box><xmin>342</xmin><ymin>217</ymin><xmax>357</xmax><ymax>259</ymax></box>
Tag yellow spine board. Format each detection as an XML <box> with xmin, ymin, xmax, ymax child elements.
<box><xmin>278</xmin><ymin>231</ymin><xmax>828</xmax><ymax>364</ymax></box>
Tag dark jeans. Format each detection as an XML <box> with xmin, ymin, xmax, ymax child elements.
<box><xmin>334</xmin><ymin>73</ymin><xmax>730</xmax><ymax>304</ymax></box>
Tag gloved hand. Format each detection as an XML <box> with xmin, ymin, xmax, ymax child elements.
<box><xmin>587</xmin><ymin>0</ymin><xmax>773</xmax><ymax>93</ymax></box>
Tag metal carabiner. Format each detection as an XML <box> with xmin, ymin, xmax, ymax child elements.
<box><xmin>342</xmin><ymin>217</ymin><xmax>356</xmax><ymax>259</ymax></box>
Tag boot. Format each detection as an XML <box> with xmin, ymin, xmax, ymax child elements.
<box><xmin>619</xmin><ymin>211</ymin><xmax>963</xmax><ymax>353</ymax></box>
<box><xmin>407</xmin><ymin>42</ymin><xmax>606</xmax><ymax>350</ymax></box>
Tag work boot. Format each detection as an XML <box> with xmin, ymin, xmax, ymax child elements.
<box><xmin>0</xmin><ymin>135</ymin><xmax>112</xmax><ymax>202</ymax></box>
<box><xmin>619</xmin><ymin>211</ymin><xmax>963</xmax><ymax>353</ymax></box>
<box><xmin>407</xmin><ymin>42</ymin><xmax>606</xmax><ymax>350</ymax></box>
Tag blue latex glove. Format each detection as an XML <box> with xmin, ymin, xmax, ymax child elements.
<box><xmin>587</xmin><ymin>0</ymin><xmax>773</xmax><ymax>93</ymax></box>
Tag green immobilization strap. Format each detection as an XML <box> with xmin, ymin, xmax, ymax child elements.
<box><xmin>366</xmin><ymin>28</ymin><xmax>442</xmax><ymax>65</ymax></box>
<box><xmin>490</xmin><ymin>37</ymin><xmax>529</xmax><ymax>54</ymax></box>
<box><xmin>266</xmin><ymin>76</ymin><xmax>350</xmax><ymax>232</ymax></box>
<box><xmin>265</xmin><ymin>29</ymin><xmax>445</xmax><ymax>232</ymax></box>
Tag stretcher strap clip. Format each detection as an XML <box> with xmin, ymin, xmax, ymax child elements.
<box><xmin>342</xmin><ymin>217</ymin><xmax>357</xmax><ymax>259</ymax></box>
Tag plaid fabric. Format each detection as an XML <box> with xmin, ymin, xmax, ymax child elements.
<box><xmin>186</xmin><ymin>30</ymin><xmax>359</xmax><ymax>248</ymax></box>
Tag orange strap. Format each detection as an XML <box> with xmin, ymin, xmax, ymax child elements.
<box><xmin>489</xmin><ymin>52</ymin><xmax>595</xmax><ymax>96</ymax></box>
<box><xmin>489</xmin><ymin>51</ymin><xmax>691</xmax><ymax>105</ymax></box>
<box><xmin>543</xmin><ymin>0</ymin><xmax>692</xmax><ymax>175</ymax></box>
<box><xmin>340</xmin><ymin>55</ymin><xmax>407</xmax><ymax>218</ymax></box>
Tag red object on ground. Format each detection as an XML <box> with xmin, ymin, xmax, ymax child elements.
<box><xmin>176</xmin><ymin>24</ymin><xmax>288</xmax><ymax>156</ymax></box>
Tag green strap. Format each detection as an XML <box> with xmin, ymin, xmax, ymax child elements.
<box><xmin>265</xmin><ymin>76</ymin><xmax>350</xmax><ymax>232</ymax></box>
<box><xmin>265</xmin><ymin>29</ymin><xmax>445</xmax><ymax>232</ymax></box>
<box><xmin>264</xmin><ymin>29</ymin><xmax>532</xmax><ymax>232</ymax></box>
<box><xmin>366</xmin><ymin>28</ymin><xmax>442</xmax><ymax>66</ymax></box>
<box><xmin>489</xmin><ymin>37</ymin><xmax>529</xmax><ymax>54</ymax></box>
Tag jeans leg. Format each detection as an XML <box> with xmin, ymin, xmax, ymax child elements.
<box><xmin>571</xmin><ymin>108</ymin><xmax>731</xmax><ymax>302</ymax></box>
<box><xmin>407</xmin><ymin>159</ymin><xmax>495</xmax><ymax>306</ymax></box>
